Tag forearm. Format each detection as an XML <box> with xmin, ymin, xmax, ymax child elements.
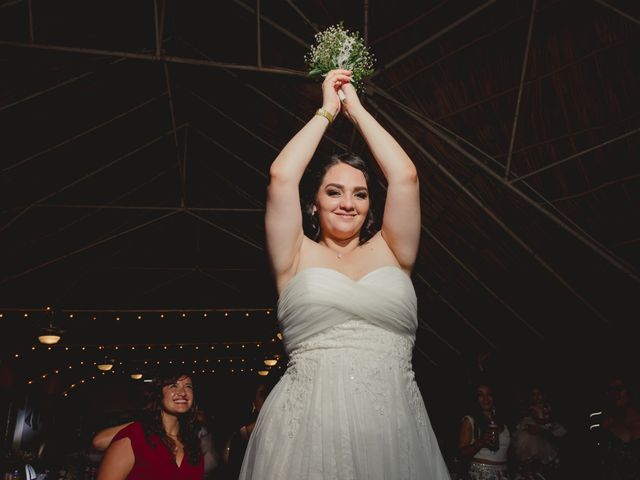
<box><xmin>459</xmin><ymin>441</ymin><xmax>484</xmax><ymax>459</ymax></box>
<box><xmin>350</xmin><ymin>106</ymin><xmax>417</xmax><ymax>183</ymax></box>
<box><xmin>269</xmin><ymin>112</ymin><xmax>332</xmax><ymax>184</ymax></box>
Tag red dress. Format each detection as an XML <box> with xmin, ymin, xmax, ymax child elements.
<box><xmin>112</xmin><ymin>421</ymin><xmax>204</xmax><ymax>480</ymax></box>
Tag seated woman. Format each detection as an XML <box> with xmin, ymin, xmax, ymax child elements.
<box><xmin>458</xmin><ymin>382</ymin><xmax>511</xmax><ymax>480</ymax></box>
<box><xmin>96</xmin><ymin>370</ymin><xmax>203</xmax><ymax>480</ymax></box>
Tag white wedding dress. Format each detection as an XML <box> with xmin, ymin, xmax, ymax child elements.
<box><xmin>239</xmin><ymin>266</ymin><xmax>451</xmax><ymax>479</ymax></box>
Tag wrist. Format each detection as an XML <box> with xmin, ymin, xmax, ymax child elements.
<box><xmin>321</xmin><ymin>104</ymin><xmax>339</xmax><ymax>118</ymax></box>
<box><xmin>315</xmin><ymin>107</ymin><xmax>335</xmax><ymax>125</ymax></box>
<box><xmin>347</xmin><ymin>104</ymin><xmax>367</xmax><ymax>122</ymax></box>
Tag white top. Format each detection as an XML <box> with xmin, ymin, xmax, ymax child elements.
<box><xmin>463</xmin><ymin>415</ymin><xmax>511</xmax><ymax>463</ymax></box>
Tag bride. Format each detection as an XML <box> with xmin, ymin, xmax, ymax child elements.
<box><xmin>239</xmin><ymin>69</ymin><xmax>450</xmax><ymax>479</ymax></box>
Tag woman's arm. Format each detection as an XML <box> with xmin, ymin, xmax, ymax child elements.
<box><xmin>458</xmin><ymin>417</ymin><xmax>489</xmax><ymax>458</ymax></box>
<box><xmin>341</xmin><ymin>84</ymin><xmax>420</xmax><ymax>270</ymax></box>
<box><xmin>266</xmin><ymin>69</ymin><xmax>351</xmax><ymax>286</ymax></box>
<box><xmin>92</xmin><ymin>422</ymin><xmax>133</xmax><ymax>451</ymax></box>
<box><xmin>96</xmin><ymin>437</ymin><xmax>135</xmax><ymax>480</ymax></box>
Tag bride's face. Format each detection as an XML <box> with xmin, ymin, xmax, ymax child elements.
<box><xmin>314</xmin><ymin>163</ymin><xmax>370</xmax><ymax>243</ymax></box>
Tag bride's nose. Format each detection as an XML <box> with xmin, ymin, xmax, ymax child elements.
<box><xmin>339</xmin><ymin>196</ymin><xmax>355</xmax><ymax>211</ymax></box>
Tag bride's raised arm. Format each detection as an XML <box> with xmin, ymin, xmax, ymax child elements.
<box><xmin>340</xmin><ymin>83</ymin><xmax>421</xmax><ymax>272</ymax></box>
<box><xmin>265</xmin><ymin>69</ymin><xmax>352</xmax><ymax>287</ymax></box>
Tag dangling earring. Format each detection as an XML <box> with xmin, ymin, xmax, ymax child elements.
<box><xmin>311</xmin><ymin>208</ymin><xmax>319</xmax><ymax>238</ymax></box>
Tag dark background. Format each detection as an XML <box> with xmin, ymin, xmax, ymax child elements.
<box><xmin>0</xmin><ymin>0</ymin><xmax>638</xmax><ymax>476</ymax></box>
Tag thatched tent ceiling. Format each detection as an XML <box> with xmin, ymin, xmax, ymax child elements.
<box><xmin>0</xmin><ymin>0</ymin><xmax>638</xmax><ymax>387</ymax></box>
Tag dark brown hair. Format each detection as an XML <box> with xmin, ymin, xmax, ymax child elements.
<box><xmin>140</xmin><ymin>370</ymin><xmax>201</xmax><ymax>466</ymax></box>
<box><xmin>301</xmin><ymin>153</ymin><xmax>378</xmax><ymax>244</ymax></box>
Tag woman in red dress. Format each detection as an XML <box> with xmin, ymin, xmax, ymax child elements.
<box><xmin>97</xmin><ymin>370</ymin><xmax>204</xmax><ymax>480</ymax></box>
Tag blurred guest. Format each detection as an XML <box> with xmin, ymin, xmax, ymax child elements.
<box><xmin>458</xmin><ymin>382</ymin><xmax>511</xmax><ymax>480</ymax></box>
<box><xmin>195</xmin><ymin>409</ymin><xmax>219</xmax><ymax>479</ymax></box>
<box><xmin>223</xmin><ymin>379</ymin><xmax>273</xmax><ymax>479</ymax></box>
<box><xmin>593</xmin><ymin>374</ymin><xmax>640</xmax><ymax>480</ymax></box>
<box><xmin>512</xmin><ymin>385</ymin><xmax>566</xmax><ymax>479</ymax></box>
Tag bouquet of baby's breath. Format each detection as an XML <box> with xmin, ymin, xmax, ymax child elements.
<box><xmin>305</xmin><ymin>23</ymin><xmax>375</xmax><ymax>92</ymax></box>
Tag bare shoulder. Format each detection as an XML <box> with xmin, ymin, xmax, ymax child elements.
<box><xmin>275</xmin><ymin>237</ymin><xmax>317</xmax><ymax>293</ymax></box>
<box><xmin>361</xmin><ymin>232</ymin><xmax>404</xmax><ymax>266</ymax></box>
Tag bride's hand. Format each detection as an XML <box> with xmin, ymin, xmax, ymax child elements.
<box><xmin>321</xmin><ymin>69</ymin><xmax>352</xmax><ymax>118</ymax></box>
<box><xmin>339</xmin><ymin>82</ymin><xmax>365</xmax><ymax>123</ymax></box>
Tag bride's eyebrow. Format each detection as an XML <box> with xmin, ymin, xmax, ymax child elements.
<box><xmin>325</xmin><ymin>183</ymin><xmax>344</xmax><ymax>189</ymax></box>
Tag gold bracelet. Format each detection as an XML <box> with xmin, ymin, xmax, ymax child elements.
<box><xmin>315</xmin><ymin>108</ymin><xmax>334</xmax><ymax>124</ymax></box>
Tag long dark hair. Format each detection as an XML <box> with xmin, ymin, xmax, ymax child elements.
<box><xmin>467</xmin><ymin>382</ymin><xmax>502</xmax><ymax>440</ymax></box>
<box><xmin>301</xmin><ymin>153</ymin><xmax>378</xmax><ymax>244</ymax></box>
<box><xmin>139</xmin><ymin>370</ymin><xmax>201</xmax><ymax>466</ymax></box>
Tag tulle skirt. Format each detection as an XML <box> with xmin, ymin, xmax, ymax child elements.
<box><xmin>238</xmin><ymin>321</ymin><xmax>451</xmax><ymax>480</ymax></box>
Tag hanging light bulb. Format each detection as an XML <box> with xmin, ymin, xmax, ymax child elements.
<box><xmin>97</xmin><ymin>357</ymin><xmax>114</xmax><ymax>371</ymax></box>
<box><xmin>263</xmin><ymin>358</ymin><xmax>277</xmax><ymax>367</ymax></box>
<box><xmin>130</xmin><ymin>373</ymin><xmax>143</xmax><ymax>380</ymax></box>
<box><xmin>257</xmin><ymin>370</ymin><xmax>269</xmax><ymax>376</ymax></box>
<box><xmin>38</xmin><ymin>311</ymin><xmax>63</xmax><ymax>345</ymax></box>
<box><xmin>38</xmin><ymin>333</ymin><xmax>61</xmax><ymax>345</ymax></box>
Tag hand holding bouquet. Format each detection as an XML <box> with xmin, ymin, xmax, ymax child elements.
<box><xmin>305</xmin><ymin>23</ymin><xmax>375</xmax><ymax>94</ymax></box>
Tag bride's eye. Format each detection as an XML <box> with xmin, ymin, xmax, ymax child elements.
<box><xmin>327</xmin><ymin>189</ymin><xmax>340</xmax><ymax>197</ymax></box>
<box><xmin>355</xmin><ymin>192</ymin><xmax>368</xmax><ymax>200</ymax></box>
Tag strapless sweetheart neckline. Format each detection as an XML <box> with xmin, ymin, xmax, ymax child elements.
<box><xmin>280</xmin><ymin>265</ymin><xmax>409</xmax><ymax>297</ymax></box>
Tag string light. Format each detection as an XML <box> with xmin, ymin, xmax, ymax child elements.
<box><xmin>15</xmin><ymin>336</ymin><xmax>285</xmax><ymax>388</ymax></box>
